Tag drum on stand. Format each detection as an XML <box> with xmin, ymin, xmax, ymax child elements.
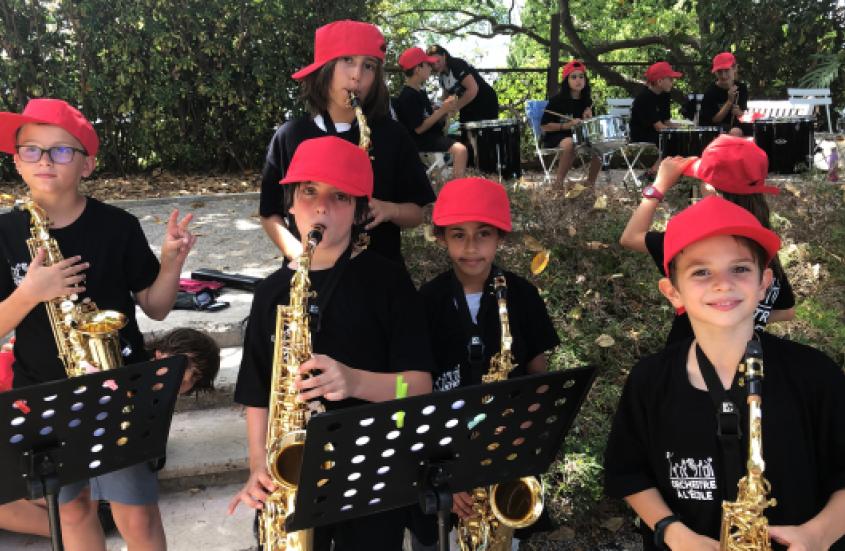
<box><xmin>658</xmin><ymin>127</ymin><xmax>721</xmax><ymax>158</ymax></box>
<box><xmin>461</xmin><ymin>119</ymin><xmax>522</xmax><ymax>180</ymax></box>
<box><xmin>572</xmin><ymin>115</ymin><xmax>627</xmax><ymax>155</ymax></box>
<box><xmin>752</xmin><ymin>117</ymin><xmax>815</xmax><ymax>174</ymax></box>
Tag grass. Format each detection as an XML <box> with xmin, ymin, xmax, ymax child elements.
<box><xmin>403</xmin><ymin>169</ymin><xmax>845</xmax><ymax>548</ymax></box>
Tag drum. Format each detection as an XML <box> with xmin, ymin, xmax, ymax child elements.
<box><xmin>659</xmin><ymin>127</ymin><xmax>721</xmax><ymax>158</ymax></box>
<box><xmin>461</xmin><ymin>119</ymin><xmax>521</xmax><ymax>179</ymax></box>
<box><xmin>752</xmin><ymin>117</ymin><xmax>815</xmax><ymax>174</ymax></box>
<box><xmin>572</xmin><ymin>115</ymin><xmax>627</xmax><ymax>154</ymax></box>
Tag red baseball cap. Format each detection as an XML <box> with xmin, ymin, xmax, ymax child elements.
<box><xmin>561</xmin><ymin>60</ymin><xmax>587</xmax><ymax>80</ymax></box>
<box><xmin>711</xmin><ymin>52</ymin><xmax>736</xmax><ymax>73</ymax></box>
<box><xmin>432</xmin><ymin>177</ymin><xmax>511</xmax><ymax>232</ymax></box>
<box><xmin>398</xmin><ymin>47</ymin><xmax>438</xmax><ymax>71</ymax></box>
<box><xmin>292</xmin><ymin>20</ymin><xmax>386</xmax><ymax>80</ymax></box>
<box><xmin>645</xmin><ymin>61</ymin><xmax>682</xmax><ymax>82</ymax></box>
<box><xmin>280</xmin><ymin>136</ymin><xmax>373</xmax><ymax>197</ymax></box>
<box><xmin>663</xmin><ymin>195</ymin><xmax>780</xmax><ymax>277</ymax></box>
<box><xmin>0</xmin><ymin>98</ymin><xmax>99</xmax><ymax>157</ymax></box>
<box><xmin>683</xmin><ymin>135</ymin><xmax>779</xmax><ymax>195</ymax></box>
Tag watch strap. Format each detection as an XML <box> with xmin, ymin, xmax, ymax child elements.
<box><xmin>653</xmin><ymin>514</ymin><xmax>679</xmax><ymax>550</ymax></box>
<box><xmin>642</xmin><ymin>185</ymin><xmax>664</xmax><ymax>201</ymax></box>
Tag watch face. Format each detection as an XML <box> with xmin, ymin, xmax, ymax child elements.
<box><xmin>644</xmin><ymin>186</ymin><xmax>657</xmax><ymax>197</ymax></box>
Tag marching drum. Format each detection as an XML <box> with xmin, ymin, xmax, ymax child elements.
<box><xmin>752</xmin><ymin>117</ymin><xmax>815</xmax><ymax>174</ymax></box>
<box><xmin>659</xmin><ymin>127</ymin><xmax>721</xmax><ymax>158</ymax></box>
<box><xmin>572</xmin><ymin>115</ymin><xmax>627</xmax><ymax>154</ymax></box>
<box><xmin>461</xmin><ymin>119</ymin><xmax>522</xmax><ymax>179</ymax></box>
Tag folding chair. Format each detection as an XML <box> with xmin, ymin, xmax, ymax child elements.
<box><xmin>606</xmin><ymin>97</ymin><xmax>657</xmax><ymax>190</ymax></box>
<box><xmin>419</xmin><ymin>151</ymin><xmax>450</xmax><ymax>181</ymax></box>
<box><xmin>525</xmin><ymin>100</ymin><xmax>562</xmax><ymax>183</ymax></box>
<box><xmin>788</xmin><ymin>88</ymin><xmax>833</xmax><ymax>133</ymax></box>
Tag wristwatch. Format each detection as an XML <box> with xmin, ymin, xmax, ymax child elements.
<box><xmin>653</xmin><ymin>514</ymin><xmax>679</xmax><ymax>550</ymax></box>
<box><xmin>642</xmin><ymin>185</ymin><xmax>665</xmax><ymax>201</ymax></box>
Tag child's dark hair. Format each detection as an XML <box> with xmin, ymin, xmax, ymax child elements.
<box><xmin>720</xmin><ymin>191</ymin><xmax>787</xmax><ymax>283</ymax></box>
<box><xmin>300</xmin><ymin>58</ymin><xmax>390</xmax><ymax>122</ymax></box>
<box><xmin>284</xmin><ymin>183</ymin><xmax>371</xmax><ymax>239</ymax></box>
<box><xmin>147</xmin><ymin>328</ymin><xmax>220</xmax><ymax>393</ymax></box>
<box><xmin>667</xmin><ymin>236</ymin><xmax>768</xmax><ymax>285</ymax></box>
<box><xmin>561</xmin><ymin>70</ymin><xmax>592</xmax><ymax>102</ymax></box>
<box><xmin>432</xmin><ymin>223</ymin><xmax>508</xmax><ymax>238</ymax></box>
<box><xmin>426</xmin><ymin>44</ymin><xmax>450</xmax><ymax>59</ymax></box>
<box><xmin>404</xmin><ymin>66</ymin><xmax>419</xmax><ymax>78</ymax></box>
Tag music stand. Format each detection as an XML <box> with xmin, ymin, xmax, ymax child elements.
<box><xmin>286</xmin><ymin>367</ymin><xmax>596</xmax><ymax>551</ymax></box>
<box><xmin>0</xmin><ymin>356</ymin><xmax>186</xmax><ymax>551</ymax></box>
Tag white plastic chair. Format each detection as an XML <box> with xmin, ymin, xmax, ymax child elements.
<box><xmin>525</xmin><ymin>99</ymin><xmax>562</xmax><ymax>182</ymax></box>
<box><xmin>788</xmin><ymin>88</ymin><xmax>833</xmax><ymax>132</ymax></box>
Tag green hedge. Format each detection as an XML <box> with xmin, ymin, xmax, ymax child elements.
<box><xmin>0</xmin><ymin>0</ymin><xmax>371</xmax><ymax>177</ymax></box>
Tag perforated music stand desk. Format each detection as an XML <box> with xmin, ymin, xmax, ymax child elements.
<box><xmin>287</xmin><ymin>367</ymin><xmax>596</xmax><ymax>549</ymax></box>
<box><xmin>0</xmin><ymin>356</ymin><xmax>186</xmax><ymax>551</ymax></box>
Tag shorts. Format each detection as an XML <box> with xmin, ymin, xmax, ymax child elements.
<box><xmin>415</xmin><ymin>133</ymin><xmax>456</xmax><ymax>153</ymax></box>
<box><xmin>59</xmin><ymin>461</ymin><xmax>159</xmax><ymax>506</ymax></box>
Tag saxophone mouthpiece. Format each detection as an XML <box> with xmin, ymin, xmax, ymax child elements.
<box><xmin>348</xmin><ymin>91</ymin><xmax>361</xmax><ymax>109</ymax></box>
<box><xmin>307</xmin><ymin>225</ymin><xmax>325</xmax><ymax>246</ymax></box>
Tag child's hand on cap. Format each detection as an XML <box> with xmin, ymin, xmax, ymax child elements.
<box><xmin>160</xmin><ymin>209</ymin><xmax>196</xmax><ymax>267</ymax></box>
<box><xmin>655</xmin><ymin>156</ymin><xmax>697</xmax><ymax>191</ymax></box>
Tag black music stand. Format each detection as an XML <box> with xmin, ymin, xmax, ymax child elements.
<box><xmin>286</xmin><ymin>367</ymin><xmax>596</xmax><ymax>551</ymax></box>
<box><xmin>0</xmin><ymin>356</ymin><xmax>186</xmax><ymax>551</ymax></box>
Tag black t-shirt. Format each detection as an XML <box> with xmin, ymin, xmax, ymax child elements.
<box><xmin>644</xmin><ymin>231</ymin><xmax>795</xmax><ymax>344</ymax></box>
<box><xmin>539</xmin><ymin>91</ymin><xmax>592</xmax><ymax>148</ymax></box>
<box><xmin>630</xmin><ymin>87</ymin><xmax>671</xmax><ymax>144</ymax></box>
<box><xmin>394</xmin><ymin>85</ymin><xmax>447</xmax><ymax>150</ymax></box>
<box><xmin>604</xmin><ymin>333</ymin><xmax>845</xmax><ymax>550</ymax></box>
<box><xmin>0</xmin><ymin>198</ymin><xmax>159</xmax><ymax>385</ymax></box>
<box><xmin>259</xmin><ymin>116</ymin><xmax>435</xmax><ymax>262</ymax></box>
<box><xmin>419</xmin><ymin>268</ymin><xmax>560</xmax><ymax>391</ymax></box>
<box><xmin>698</xmin><ymin>81</ymin><xmax>749</xmax><ymax>130</ymax></box>
<box><xmin>437</xmin><ymin>57</ymin><xmax>499</xmax><ymax>123</ymax></box>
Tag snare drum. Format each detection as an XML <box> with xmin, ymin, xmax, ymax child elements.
<box><xmin>572</xmin><ymin>115</ymin><xmax>627</xmax><ymax>154</ymax></box>
<box><xmin>752</xmin><ymin>117</ymin><xmax>814</xmax><ymax>174</ymax></box>
<box><xmin>659</xmin><ymin>127</ymin><xmax>721</xmax><ymax>158</ymax></box>
<box><xmin>461</xmin><ymin>119</ymin><xmax>521</xmax><ymax>179</ymax></box>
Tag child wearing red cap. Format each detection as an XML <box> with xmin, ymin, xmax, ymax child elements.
<box><xmin>605</xmin><ymin>195</ymin><xmax>845</xmax><ymax>550</ymax></box>
<box><xmin>230</xmin><ymin>136</ymin><xmax>434</xmax><ymax>550</ymax></box>
<box><xmin>410</xmin><ymin>177</ymin><xmax>559</xmax><ymax>548</ymax></box>
<box><xmin>259</xmin><ymin>20</ymin><xmax>435</xmax><ymax>264</ymax></box>
<box><xmin>630</xmin><ymin>61</ymin><xmax>684</xmax><ymax>178</ymax></box>
<box><xmin>620</xmin><ymin>135</ymin><xmax>794</xmax><ymax>344</ymax></box>
<box><xmin>698</xmin><ymin>52</ymin><xmax>748</xmax><ymax>136</ymax></box>
<box><xmin>394</xmin><ymin>46</ymin><xmax>468</xmax><ymax>178</ymax></box>
<box><xmin>539</xmin><ymin>59</ymin><xmax>602</xmax><ymax>187</ymax></box>
<box><xmin>0</xmin><ymin>98</ymin><xmax>195</xmax><ymax>549</ymax></box>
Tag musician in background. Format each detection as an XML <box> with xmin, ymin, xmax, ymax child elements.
<box><xmin>629</xmin><ymin>61</ymin><xmax>683</xmax><ymax>180</ymax></box>
<box><xmin>698</xmin><ymin>52</ymin><xmax>748</xmax><ymax>137</ymax></box>
<box><xmin>539</xmin><ymin>60</ymin><xmax>602</xmax><ymax>187</ymax></box>
<box><xmin>426</xmin><ymin>44</ymin><xmax>499</xmax><ymax>124</ymax></box>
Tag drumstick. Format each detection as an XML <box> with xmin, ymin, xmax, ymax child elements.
<box><xmin>543</xmin><ymin>108</ymin><xmax>574</xmax><ymax>122</ymax></box>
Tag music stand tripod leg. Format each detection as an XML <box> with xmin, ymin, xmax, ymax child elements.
<box><xmin>419</xmin><ymin>461</ymin><xmax>453</xmax><ymax>551</ymax></box>
<box><xmin>24</xmin><ymin>449</ymin><xmax>64</xmax><ymax>551</ymax></box>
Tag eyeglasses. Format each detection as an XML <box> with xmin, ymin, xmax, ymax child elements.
<box><xmin>15</xmin><ymin>145</ymin><xmax>87</xmax><ymax>165</ymax></box>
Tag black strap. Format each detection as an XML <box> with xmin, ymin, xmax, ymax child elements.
<box><xmin>450</xmin><ymin>268</ymin><xmax>499</xmax><ymax>383</ymax></box>
<box><xmin>320</xmin><ymin>111</ymin><xmax>361</xmax><ymax>145</ymax></box>
<box><xmin>308</xmin><ymin>241</ymin><xmax>354</xmax><ymax>334</ymax></box>
<box><xmin>695</xmin><ymin>343</ymin><xmax>744</xmax><ymax>501</ymax></box>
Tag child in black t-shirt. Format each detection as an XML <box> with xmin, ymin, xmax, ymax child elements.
<box><xmin>229</xmin><ymin>136</ymin><xmax>434</xmax><ymax>551</ymax></box>
<box><xmin>394</xmin><ymin>46</ymin><xmax>468</xmax><ymax>178</ymax></box>
<box><xmin>698</xmin><ymin>52</ymin><xmax>749</xmax><ymax>137</ymax></box>
<box><xmin>0</xmin><ymin>99</ymin><xmax>195</xmax><ymax>550</ymax></box>
<box><xmin>539</xmin><ymin>60</ymin><xmax>602</xmax><ymax>187</ymax></box>
<box><xmin>259</xmin><ymin>20</ymin><xmax>434</xmax><ymax>263</ymax></box>
<box><xmin>629</xmin><ymin>61</ymin><xmax>683</xmax><ymax>178</ymax></box>
<box><xmin>605</xmin><ymin>195</ymin><xmax>845</xmax><ymax>550</ymax></box>
<box><xmin>411</xmin><ymin>177</ymin><xmax>560</xmax><ymax>547</ymax></box>
<box><xmin>620</xmin><ymin>135</ymin><xmax>795</xmax><ymax>345</ymax></box>
<box><xmin>426</xmin><ymin>44</ymin><xmax>499</xmax><ymax>124</ymax></box>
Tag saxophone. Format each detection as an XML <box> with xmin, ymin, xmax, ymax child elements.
<box><xmin>16</xmin><ymin>199</ymin><xmax>126</xmax><ymax>377</ymax></box>
<box><xmin>348</xmin><ymin>91</ymin><xmax>371</xmax><ymax>152</ymax></box>
<box><xmin>457</xmin><ymin>271</ymin><xmax>544</xmax><ymax>551</ymax></box>
<box><xmin>260</xmin><ymin>226</ymin><xmax>324</xmax><ymax>551</ymax></box>
<box><xmin>720</xmin><ymin>339</ymin><xmax>776</xmax><ymax>550</ymax></box>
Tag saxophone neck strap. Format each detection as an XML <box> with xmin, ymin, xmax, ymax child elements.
<box><xmin>320</xmin><ymin>111</ymin><xmax>361</xmax><ymax>141</ymax></box>
<box><xmin>451</xmin><ymin>267</ymin><xmax>500</xmax><ymax>373</ymax></box>
<box><xmin>308</xmin><ymin>241</ymin><xmax>354</xmax><ymax>334</ymax></box>
<box><xmin>694</xmin><ymin>342</ymin><xmax>744</xmax><ymax>501</ymax></box>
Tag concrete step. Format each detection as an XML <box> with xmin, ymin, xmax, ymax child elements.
<box><xmin>174</xmin><ymin>346</ymin><xmax>241</xmax><ymax>413</ymax></box>
<box><xmin>0</xmin><ymin>482</ymin><xmax>256</xmax><ymax>551</ymax></box>
<box><xmin>159</xmin><ymin>405</ymin><xmax>249</xmax><ymax>493</ymax></box>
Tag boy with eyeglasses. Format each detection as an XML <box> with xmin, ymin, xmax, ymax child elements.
<box><xmin>0</xmin><ymin>98</ymin><xmax>195</xmax><ymax>550</ymax></box>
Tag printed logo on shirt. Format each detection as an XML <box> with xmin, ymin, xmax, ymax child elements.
<box><xmin>666</xmin><ymin>452</ymin><xmax>716</xmax><ymax>501</ymax></box>
<box><xmin>11</xmin><ymin>262</ymin><xmax>28</xmax><ymax>287</ymax></box>
<box><xmin>434</xmin><ymin>364</ymin><xmax>461</xmax><ymax>392</ymax></box>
